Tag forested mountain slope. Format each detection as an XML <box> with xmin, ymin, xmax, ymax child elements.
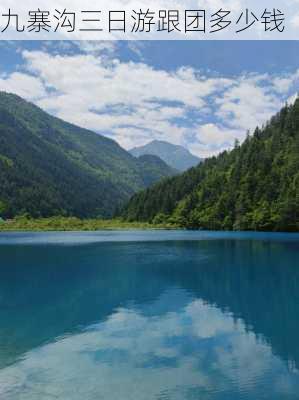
<box><xmin>122</xmin><ymin>100</ymin><xmax>299</xmax><ymax>232</ymax></box>
<box><xmin>0</xmin><ymin>92</ymin><xmax>174</xmax><ymax>218</ymax></box>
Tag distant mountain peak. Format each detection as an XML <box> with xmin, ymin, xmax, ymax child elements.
<box><xmin>130</xmin><ymin>140</ymin><xmax>202</xmax><ymax>172</ymax></box>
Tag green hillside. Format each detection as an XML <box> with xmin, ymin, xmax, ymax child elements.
<box><xmin>122</xmin><ymin>99</ymin><xmax>299</xmax><ymax>232</ymax></box>
<box><xmin>0</xmin><ymin>92</ymin><xmax>175</xmax><ymax>218</ymax></box>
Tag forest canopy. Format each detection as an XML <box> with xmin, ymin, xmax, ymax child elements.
<box><xmin>121</xmin><ymin>99</ymin><xmax>299</xmax><ymax>232</ymax></box>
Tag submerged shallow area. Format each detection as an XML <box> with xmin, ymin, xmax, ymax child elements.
<box><xmin>0</xmin><ymin>231</ymin><xmax>299</xmax><ymax>399</ymax></box>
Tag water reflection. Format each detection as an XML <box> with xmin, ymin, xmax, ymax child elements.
<box><xmin>0</xmin><ymin>235</ymin><xmax>299</xmax><ymax>399</ymax></box>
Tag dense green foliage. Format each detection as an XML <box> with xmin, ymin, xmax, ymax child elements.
<box><xmin>0</xmin><ymin>92</ymin><xmax>175</xmax><ymax>219</ymax></box>
<box><xmin>0</xmin><ymin>216</ymin><xmax>176</xmax><ymax>231</ymax></box>
<box><xmin>130</xmin><ymin>139</ymin><xmax>201</xmax><ymax>171</ymax></box>
<box><xmin>122</xmin><ymin>100</ymin><xmax>299</xmax><ymax>232</ymax></box>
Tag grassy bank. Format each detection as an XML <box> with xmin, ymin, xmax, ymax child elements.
<box><xmin>0</xmin><ymin>216</ymin><xmax>178</xmax><ymax>232</ymax></box>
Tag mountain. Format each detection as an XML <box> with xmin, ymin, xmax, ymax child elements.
<box><xmin>130</xmin><ymin>140</ymin><xmax>202</xmax><ymax>172</ymax></box>
<box><xmin>0</xmin><ymin>92</ymin><xmax>175</xmax><ymax>219</ymax></box>
<box><xmin>122</xmin><ymin>99</ymin><xmax>299</xmax><ymax>232</ymax></box>
<box><xmin>136</xmin><ymin>154</ymin><xmax>177</xmax><ymax>186</ymax></box>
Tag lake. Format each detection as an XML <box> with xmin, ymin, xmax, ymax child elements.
<box><xmin>0</xmin><ymin>230</ymin><xmax>299</xmax><ymax>400</ymax></box>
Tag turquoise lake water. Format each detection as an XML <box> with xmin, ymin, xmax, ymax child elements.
<box><xmin>0</xmin><ymin>230</ymin><xmax>299</xmax><ymax>399</ymax></box>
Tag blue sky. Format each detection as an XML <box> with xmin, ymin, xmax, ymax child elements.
<box><xmin>0</xmin><ymin>40</ymin><xmax>299</xmax><ymax>157</ymax></box>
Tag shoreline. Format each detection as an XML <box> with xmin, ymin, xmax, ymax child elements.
<box><xmin>0</xmin><ymin>217</ymin><xmax>178</xmax><ymax>232</ymax></box>
<box><xmin>0</xmin><ymin>217</ymin><xmax>298</xmax><ymax>234</ymax></box>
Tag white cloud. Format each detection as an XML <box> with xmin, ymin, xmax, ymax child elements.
<box><xmin>0</xmin><ymin>46</ymin><xmax>298</xmax><ymax>157</ymax></box>
<box><xmin>0</xmin><ymin>297</ymin><xmax>297</xmax><ymax>400</ymax></box>
<box><xmin>273</xmin><ymin>71</ymin><xmax>299</xmax><ymax>94</ymax></box>
<box><xmin>23</xmin><ymin>51</ymin><xmax>230</xmax><ymax>109</ymax></box>
<box><xmin>192</xmin><ymin>123</ymin><xmax>241</xmax><ymax>157</ymax></box>
<box><xmin>287</xmin><ymin>92</ymin><xmax>299</xmax><ymax>105</ymax></box>
<box><xmin>273</xmin><ymin>77</ymin><xmax>294</xmax><ymax>94</ymax></box>
<box><xmin>216</xmin><ymin>78</ymin><xmax>282</xmax><ymax>132</ymax></box>
<box><xmin>0</xmin><ymin>72</ymin><xmax>46</xmax><ymax>100</ymax></box>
